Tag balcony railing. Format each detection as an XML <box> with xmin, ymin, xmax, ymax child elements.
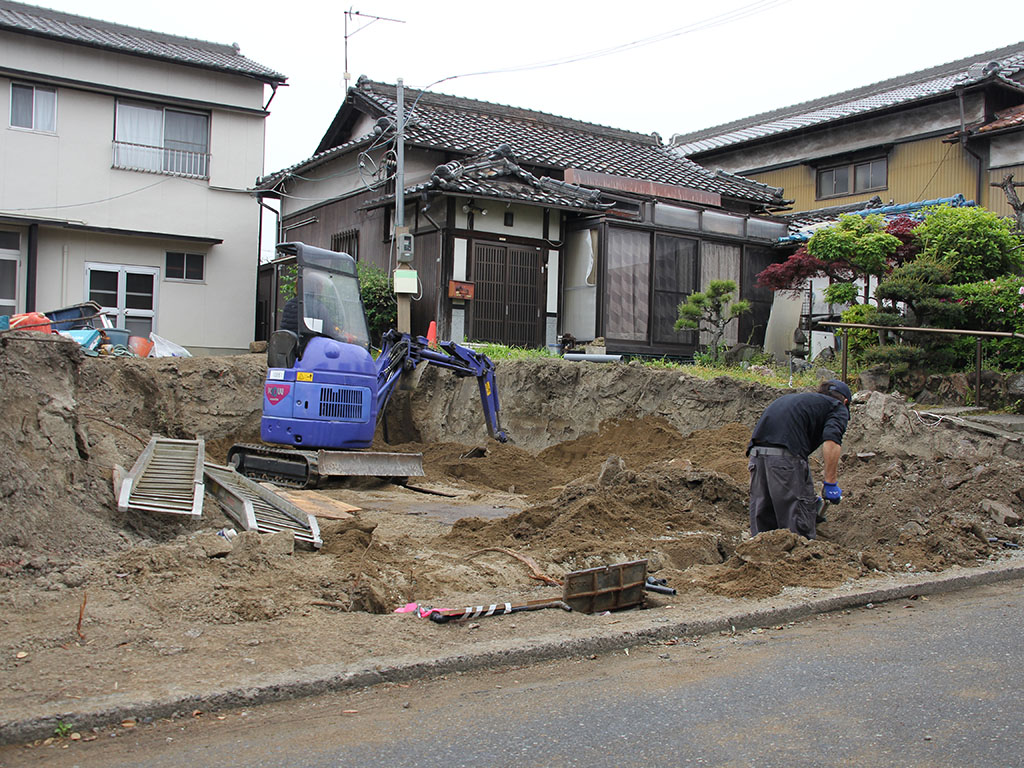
<box><xmin>112</xmin><ymin>141</ymin><xmax>210</xmax><ymax>179</ymax></box>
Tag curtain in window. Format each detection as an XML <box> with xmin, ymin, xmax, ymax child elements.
<box><xmin>11</xmin><ymin>85</ymin><xmax>32</xmax><ymax>128</ymax></box>
<box><xmin>115</xmin><ymin>103</ymin><xmax>162</xmax><ymax>172</ymax></box>
<box><xmin>164</xmin><ymin>110</ymin><xmax>208</xmax><ymax>176</ymax></box>
<box><xmin>700</xmin><ymin>242</ymin><xmax>742</xmax><ymax>347</ymax></box>
<box><xmin>33</xmin><ymin>88</ymin><xmax>55</xmax><ymax>132</ymax></box>
<box><xmin>605</xmin><ymin>227</ymin><xmax>650</xmax><ymax>342</ymax></box>
<box><xmin>652</xmin><ymin>235</ymin><xmax>697</xmax><ymax>344</ymax></box>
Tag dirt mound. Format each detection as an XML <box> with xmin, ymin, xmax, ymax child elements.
<box><xmin>2</xmin><ymin>337</ymin><xmax>1023</xmax><ymax>728</ymax></box>
<box><xmin>687</xmin><ymin>529</ymin><xmax>862</xmax><ymax>599</ymax></box>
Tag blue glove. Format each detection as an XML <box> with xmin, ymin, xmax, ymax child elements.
<box><xmin>823</xmin><ymin>482</ymin><xmax>842</xmax><ymax>503</ymax></box>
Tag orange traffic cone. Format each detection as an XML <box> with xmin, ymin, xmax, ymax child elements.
<box><xmin>426</xmin><ymin>321</ymin><xmax>438</xmax><ymax>348</ymax></box>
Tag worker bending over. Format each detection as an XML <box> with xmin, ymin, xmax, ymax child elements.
<box><xmin>746</xmin><ymin>379</ymin><xmax>852</xmax><ymax>540</ymax></box>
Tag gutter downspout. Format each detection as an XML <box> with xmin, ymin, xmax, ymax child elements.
<box><xmin>25</xmin><ymin>224</ymin><xmax>38</xmax><ymax>312</ymax></box>
<box><xmin>957</xmin><ymin>88</ymin><xmax>986</xmax><ymax>204</ymax></box>
<box><xmin>258</xmin><ymin>196</ymin><xmax>282</xmax><ymax>254</ymax></box>
<box><xmin>256</xmin><ymin>195</ymin><xmax>281</xmax><ymax>341</ymax></box>
<box><xmin>263</xmin><ymin>82</ymin><xmax>279</xmax><ymax>112</ymax></box>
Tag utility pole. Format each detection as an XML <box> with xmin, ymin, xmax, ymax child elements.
<box><xmin>393</xmin><ymin>78</ymin><xmax>416</xmax><ymax>333</ymax></box>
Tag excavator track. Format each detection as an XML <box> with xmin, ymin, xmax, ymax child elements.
<box><xmin>227</xmin><ymin>443</ymin><xmax>321</xmax><ymax>489</ymax></box>
<box><xmin>227</xmin><ymin>443</ymin><xmax>425</xmax><ymax>489</ymax></box>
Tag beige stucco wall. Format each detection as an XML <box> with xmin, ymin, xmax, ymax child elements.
<box><xmin>30</xmin><ymin>231</ymin><xmax>255</xmax><ymax>351</ymax></box>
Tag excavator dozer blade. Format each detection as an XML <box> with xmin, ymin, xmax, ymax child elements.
<box><xmin>316</xmin><ymin>450</ymin><xmax>424</xmax><ymax>479</ymax></box>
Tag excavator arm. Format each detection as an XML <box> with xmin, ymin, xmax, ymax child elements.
<box><xmin>376</xmin><ymin>330</ymin><xmax>508</xmax><ymax>443</ymax></box>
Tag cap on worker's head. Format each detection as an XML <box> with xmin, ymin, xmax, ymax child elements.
<box><xmin>827</xmin><ymin>379</ymin><xmax>852</xmax><ymax>404</ymax></box>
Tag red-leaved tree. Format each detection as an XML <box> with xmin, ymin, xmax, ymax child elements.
<box><xmin>885</xmin><ymin>215</ymin><xmax>921</xmax><ymax>265</ymax></box>
<box><xmin>756</xmin><ymin>215</ymin><xmax>922</xmax><ymax>296</ymax></box>
<box><xmin>755</xmin><ymin>246</ymin><xmax>853</xmax><ymax>293</ymax></box>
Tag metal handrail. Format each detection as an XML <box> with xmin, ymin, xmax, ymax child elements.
<box><xmin>112</xmin><ymin>141</ymin><xmax>210</xmax><ymax>179</ymax></box>
<box><xmin>816</xmin><ymin>321</ymin><xmax>1024</xmax><ymax>407</ymax></box>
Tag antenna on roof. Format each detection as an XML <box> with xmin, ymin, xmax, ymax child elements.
<box><xmin>344</xmin><ymin>8</ymin><xmax>405</xmax><ymax>94</ymax></box>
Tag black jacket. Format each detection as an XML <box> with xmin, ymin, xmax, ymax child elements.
<box><xmin>747</xmin><ymin>392</ymin><xmax>849</xmax><ymax>459</ymax></box>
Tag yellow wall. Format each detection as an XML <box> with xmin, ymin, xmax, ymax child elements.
<box><xmin>748</xmin><ymin>137</ymin><xmax>981</xmax><ymax>212</ymax></box>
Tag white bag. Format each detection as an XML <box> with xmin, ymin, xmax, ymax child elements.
<box><xmin>149</xmin><ymin>332</ymin><xmax>192</xmax><ymax>357</ymax></box>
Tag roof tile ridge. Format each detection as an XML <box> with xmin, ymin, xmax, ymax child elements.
<box><xmin>356</xmin><ymin>78</ymin><xmax>661</xmax><ymax>145</ymax></box>
<box><xmin>0</xmin><ymin>0</ymin><xmax>246</xmax><ymax>55</ymax></box>
<box><xmin>673</xmin><ymin>40</ymin><xmax>1024</xmax><ymax>144</ymax></box>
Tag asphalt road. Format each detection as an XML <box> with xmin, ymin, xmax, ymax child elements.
<box><xmin>4</xmin><ymin>580</ymin><xmax>1023</xmax><ymax>768</ymax></box>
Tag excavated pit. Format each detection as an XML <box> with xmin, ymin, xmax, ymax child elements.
<box><xmin>1</xmin><ymin>331</ymin><xmax>1022</xmax><ymax>722</ymax></box>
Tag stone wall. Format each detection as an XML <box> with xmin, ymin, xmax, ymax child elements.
<box><xmin>857</xmin><ymin>365</ymin><xmax>1024</xmax><ymax>411</ymax></box>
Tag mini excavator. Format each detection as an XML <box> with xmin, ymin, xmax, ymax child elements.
<box><xmin>228</xmin><ymin>242</ymin><xmax>507</xmax><ymax>488</ymax></box>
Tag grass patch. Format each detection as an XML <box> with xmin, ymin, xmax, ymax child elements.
<box><xmin>463</xmin><ymin>343</ymin><xmax>560</xmax><ymax>361</ymax></box>
<box><xmin>465</xmin><ymin>343</ymin><xmax>830</xmax><ymax>389</ymax></box>
<box><xmin>641</xmin><ymin>358</ymin><xmax>822</xmax><ymax>389</ymax></box>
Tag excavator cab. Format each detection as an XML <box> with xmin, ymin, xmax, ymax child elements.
<box><xmin>268</xmin><ymin>242</ymin><xmax>371</xmax><ymax>369</ymax></box>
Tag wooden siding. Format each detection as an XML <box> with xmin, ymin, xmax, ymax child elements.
<box><xmin>410</xmin><ymin>229</ymin><xmax>440</xmax><ymax>337</ymax></box>
<box><xmin>280</xmin><ymin>193</ymin><xmax>392</xmax><ymax>269</ymax></box>
<box><xmin>749</xmin><ymin>137</ymin><xmax>979</xmax><ymax>213</ymax></box>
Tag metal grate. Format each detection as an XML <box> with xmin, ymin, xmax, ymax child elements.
<box><xmin>319</xmin><ymin>386</ymin><xmax>365</xmax><ymax>420</ymax></box>
<box><xmin>203</xmin><ymin>463</ymin><xmax>322</xmax><ymax>549</ymax></box>
<box><xmin>117</xmin><ymin>436</ymin><xmax>205</xmax><ymax>516</ymax></box>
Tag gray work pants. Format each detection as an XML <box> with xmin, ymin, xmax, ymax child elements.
<box><xmin>748</xmin><ymin>448</ymin><xmax>817</xmax><ymax>539</ymax></box>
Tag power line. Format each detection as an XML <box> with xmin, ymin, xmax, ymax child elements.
<box><xmin>417</xmin><ymin>0</ymin><xmax>790</xmax><ymax>92</ymax></box>
<box><xmin>1</xmin><ymin>177</ymin><xmax>172</xmax><ymax>211</ymax></box>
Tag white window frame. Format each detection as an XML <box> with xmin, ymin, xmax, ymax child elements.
<box><xmin>10</xmin><ymin>83</ymin><xmax>57</xmax><ymax>133</ymax></box>
<box><xmin>113</xmin><ymin>100</ymin><xmax>210</xmax><ymax>179</ymax></box>
<box><xmin>84</xmin><ymin>263</ymin><xmax>159</xmax><ymax>333</ymax></box>
<box><xmin>164</xmin><ymin>251</ymin><xmax>206</xmax><ymax>283</ymax></box>
<box><xmin>0</xmin><ymin>241</ymin><xmax>21</xmax><ymax>316</ymax></box>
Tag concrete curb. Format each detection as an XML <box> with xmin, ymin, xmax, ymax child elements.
<box><xmin>3</xmin><ymin>559</ymin><xmax>1023</xmax><ymax>745</ymax></box>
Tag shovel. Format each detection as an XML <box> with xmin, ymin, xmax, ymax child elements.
<box><xmin>425</xmin><ymin>598</ymin><xmax>572</xmax><ymax>624</ymax></box>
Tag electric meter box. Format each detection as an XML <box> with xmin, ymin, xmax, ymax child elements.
<box><xmin>396</xmin><ymin>232</ymin><xmax>414</xmax><ymax>263</ymax></box>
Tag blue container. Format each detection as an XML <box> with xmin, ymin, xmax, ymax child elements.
<box><xmin>45</xmin><ymin>302</ymin><xmax>105</xmax><ymax>331</ymax></box>
<box><xmin>60</xmin><ymin>329</ymin><xmax>101</xmax><ymax>350</ymax></box>
<box><xmin>103</xmin><ymin>328</ymin><xmax>131</xmax><ymax>346</ymax></box>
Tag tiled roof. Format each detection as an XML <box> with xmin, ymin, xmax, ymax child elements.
<box><xmin>0</xmin><ymin>0</ymin><xmax>285</xmax><ymax>83</ymax></box>
<box><xmin>975</xmin><ymin>103</ymin><xmax>1024</xmax><ymax>134</ymax></box>
<box><xmin>257</xmin><ymin>132</ymin><xmax>381</xmax><ymax>190</ymax></box>
<box><xmin>286</xmin><ymin>77</ymin><xmax>788</xmax><ymax>207</ymax></box>
<box><xmin>777</xmin><ymin>194</ymin><xmax>974</xmax><ymax>243</ymax></box>
<box><xmin>672</xmin><ymin>42</ymin><xmax>1024</xmax><ymax>156</ymax></box>
<box><xmin>399</xmin><ymin>145</ymin><xmax>612</xmax><ymax>211</ymax></box>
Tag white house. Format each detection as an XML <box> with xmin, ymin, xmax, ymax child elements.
<box><xmin>0</xmin><ymin>1</ymin><xmax>285</xmax><ymax>353</ymax></box>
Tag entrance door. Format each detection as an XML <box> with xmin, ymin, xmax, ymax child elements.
<box><xmin>471</xmin><ymin>242</ymin><xmax>543</xmax><ymax>347</ymax></box>
<box><xmin>0</xmin><ymin>230</ymin><xmax>20</xmax><ymax>316</ymax></box>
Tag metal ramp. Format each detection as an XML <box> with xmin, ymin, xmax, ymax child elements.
<box><xmin>203</xmin><ymin>463</ymin><xmax>322</xmax><ymax>550</ymax></box>
<box><xmin>117</xmin><ymin>436</ymin><xmax>205</xmax><ymax>517</ymax></box>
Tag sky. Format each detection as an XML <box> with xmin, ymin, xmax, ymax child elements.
<box><xmin>28</xmin><ymin>0</ymin><xmax>1024</xmax><ymax>175</ymax></box>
